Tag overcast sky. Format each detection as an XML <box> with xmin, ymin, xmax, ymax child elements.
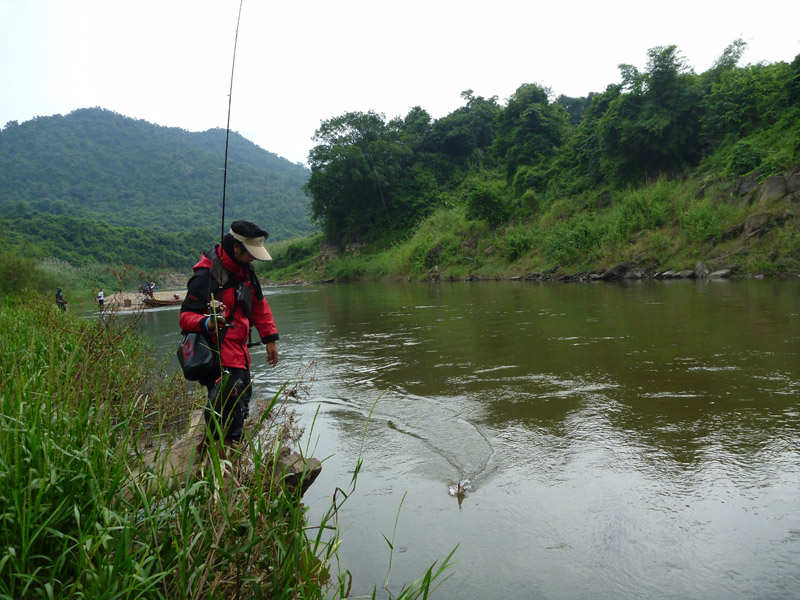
<box><xmin>1</xmin><ymin>0</ymin><xmax>798</xmax><ymax>166</ymax></box>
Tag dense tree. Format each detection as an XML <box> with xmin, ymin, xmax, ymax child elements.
<box><xmin>555</xmin><ymin>94</ymin><xmax>592</xmax><ymax>125</ymax></box>
<box><xmin>593</xmin><ymin>46</ymin><xmax>702</xmax><ymax>183</ymax></box>
<box><xmin>701</xmin><ymin>62</ymin><xmax>793</xmax><ymax>144</ymax></box>
<box><xmin>790</xmin><ymin>53</ymin><xmax>800</xmax><ymax>104</ymax></box>
<box><xmin>493</xmin><ymin>83</ymin><xmax>570</xmax><ymax>182</ymax></box>
<box><xmin>1</xmin><ymin>211</ymin><xmax>211</xmax><ymax>269</ymax></box>
<box><xmin>423</xmin><ymin>91</ymin><xmax>501</xmax><ymax>172</ymax></box>
<box><xmin>305</xmin><ymin>111</ymin><xmax>422</xmax><ymax>245</ymax></box>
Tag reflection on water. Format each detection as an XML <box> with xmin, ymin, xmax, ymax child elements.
<box><xmin>136</xmin><ymin>279</ymin><xmax>800</xmax><ymax>599</ymax></box>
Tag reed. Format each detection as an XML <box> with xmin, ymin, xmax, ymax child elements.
<box><xmin>0</xmin><ymin>294</ymin><xmax>455</xmax><ymax>599</ymax></box>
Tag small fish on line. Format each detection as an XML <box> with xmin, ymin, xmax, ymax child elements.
<box><xmin>448</xmin><ymin>479</ymin><xmax>472</xmax><ymax>497</ymax></box>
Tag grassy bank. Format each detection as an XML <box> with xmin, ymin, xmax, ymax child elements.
<box><xmin>0</xmin><ymin>262</ymin><xmax>454</xmax><ymax>598</ymax></box>
<box><xmin>264</xmin><ymin>164</ymin><xmax>800</xmax><ymax>283</ymax></box>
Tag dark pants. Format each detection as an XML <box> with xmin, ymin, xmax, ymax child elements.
<box><xmin>202</xmin><ymin>368</ymin><xmax>252</xmax><ymax>442</ymax></box>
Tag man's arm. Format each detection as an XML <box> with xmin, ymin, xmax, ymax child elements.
<box><xmin>250</xmin><ymin>295</ymin><xmax>279</xmax><ymax>366</ymax></box>
<box><xmin>179</xmin><ymin>269</ymin><xmax>217</xmax><ymax>333</ymax></box>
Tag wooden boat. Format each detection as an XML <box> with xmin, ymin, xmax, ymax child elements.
<box><xmin>142</xmin><ymin>296</ymin><xmax>182</xmax><ymax>308</ymax></box>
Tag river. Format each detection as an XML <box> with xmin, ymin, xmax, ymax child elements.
<box><xmin>132</xmin><ymin>278</ymin><xmax>800</xmax><ymax>599</ymax></box>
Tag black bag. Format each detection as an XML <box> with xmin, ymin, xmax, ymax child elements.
<box><xmin>177</xmin><ymin>332</ymin><xmax>218</xmax><ymax>381</ymax></box>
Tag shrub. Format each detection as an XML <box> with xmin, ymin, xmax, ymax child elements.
<box><xmin>725</xmin><ymin>140</ymin><xmax>764</xmax><ymax>176</ymax></box>
<box><xmin>609</xmin><ymin>184</ymin><xmax>671</xmax><ymax>242</ymax></box>
<box><xmin>544</xmin><ymin>213</ymin><xmax>605</xmax><ymax>264</ymax></box>
<box><xmin>680</xmin><ymin>200</ymin><xmax>723</xmax><ymax>242</ymax></box>
<box><xmin>465</xmin><ymin>180</ymin><xmax>507</xmax><ymax>227</ymax></box>
<box><xmin>503</xmin><ymin>228</ymin><xmax>534</xmax><ymax>261</ymax></box>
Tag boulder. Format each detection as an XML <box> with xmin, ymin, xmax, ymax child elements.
<box><xmin>623</xmin><ymin>268</ymin><xmax>647</xmax><ymax>279</ymax></box>
<box><xmin>277</xmin><ymin>452</ymin><xmax>322</xmax><ymax>495</ymax></box>
<box><xmin>598</xmin><ymin>263</ymin><xmax>629</xmax><ymax>280</ymax></box>
<box><xmin>709</xmin><ymin>269</ymin><xmax>731</xmax><ymax>278</ymax></box>
<box><xmin>427</xmin><ymin>243</ymin><xmax>443</xmax><ymax>262</ymax></box>
<box><xmin>484</xmin><ymin>245</ymin><xmax>495</xmax><ymax>256</ymax></box>
<box><xmin>787</xmin><ymin>168</ymin><xmax>800</xmax><ymax>194</ymax></box>
<box><xmin>543</xmin><ymin>264</ymin><xmax>561</xmax><ymax>275</ymax></box>
<box><xmin>676</xmin><ymin>270</ymin><xmax>695</xmax><ymax>278</ymax></box>
<box><xmin>695</xmin><ymin>262</ymin><xmax>710</xmax><ymax>278</ymax></box>
<box><xmin>734</xmin><ymin>176</ymin><xmax>759</xmax><ymax>197</ymax></box>
<box><xmin>758</xmin><ymin>175</ymin><xmax>788</xmax><ymax>204</ymax></box>
<box><xmin>744</xmin><ymin>212</ymin><xmax>775</xmax><ymax>239</ymax></box>
<box><xmin>722</xmin><ymin>222</ymin><xmax>745</xmax><ymax>240</ymax></box>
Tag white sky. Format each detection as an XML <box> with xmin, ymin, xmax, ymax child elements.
<box><xmin>1</xmin><ymin>0</ymin><xmax>798</xmax><ymax>166</ymax></box>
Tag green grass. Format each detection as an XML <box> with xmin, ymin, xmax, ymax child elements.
<box><xmin>0</xmin><ymin>286</ymin><xmax>456</xmax><ymax>599</ymax></box>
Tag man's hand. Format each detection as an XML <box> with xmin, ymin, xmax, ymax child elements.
<box><xmin>265</xmin><ymin>341</ymin><xmax>278</xmax><ymax>367</ymax></box>
<box><xmin>206</xmin><ymin>301</ymin><xmax>226</xmax><ymax>330</ymax></box>
<box><xmin>205</xmin><ymin>314</ymin><xmax>226</xmax><ymax>331</ymax></box>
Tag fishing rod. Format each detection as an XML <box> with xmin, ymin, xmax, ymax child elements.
<box><xmin>220</xmin><ymin>0</ymin><xmax>244</xmax><ymax>246</ymax></box>
<box><xmin>207</xmin><ymin>0</ymin><xmax>245</xmax><ymax>357</ymax></box>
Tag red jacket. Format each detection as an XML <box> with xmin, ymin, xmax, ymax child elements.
<box><xmin>179</xmin><ymin>245</ymin><xmax>278</xmax><ymax>369</ymax></box>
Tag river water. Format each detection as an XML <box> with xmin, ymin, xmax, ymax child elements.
<box><xmin>134</xmin><ymin>278</ymin><xmax>800</xmax><ymax>599</ymax></box>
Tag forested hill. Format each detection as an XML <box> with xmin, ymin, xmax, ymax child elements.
<box><xmin>290</xmin><ymin>42</ymin><xmax>799</xmax><ymax>280</ymax></box>
<box><xmin>0</xmin><ymin>108</ymin><xmax>312</xmax><ymax>269</ymax></box>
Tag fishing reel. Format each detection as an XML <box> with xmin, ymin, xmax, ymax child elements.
<box><xmin>205</xmin><ymin>299</ymin><xmax>227</xmax><ymax>329</ymax></box>
<box><xmin>207</xmin><ymin>299</ymin><xmax>225</xmax><ymax>315</ymax></box>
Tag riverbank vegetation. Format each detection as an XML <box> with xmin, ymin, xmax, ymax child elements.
<box><xmin>0</xmin><ymin>253</ymin><xmax>455</xmax><ymax>598</ymax></box>
<box><xmin>265</xmin><ymin>42</ymin><xmax>800</xmax><ymax>283</ymax></box>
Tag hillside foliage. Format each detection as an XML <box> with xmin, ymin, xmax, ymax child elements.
<box><xmin>0</xmin><ymin>108</ymin><xmax>313</xmax><ymax>269</ymax></box>
<box><xmin>303</xmin><ymin>42</ymin><xmax>800</xmax><ymax>267</ymax></box>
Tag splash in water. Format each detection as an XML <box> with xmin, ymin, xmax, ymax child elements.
<box><xmin>448</xmin><ymin>479</ymin><xmax>473</xmax><ymax>497</ymax></box>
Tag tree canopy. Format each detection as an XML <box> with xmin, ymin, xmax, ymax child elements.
<box><xmin>304</xmin><ymin>41</ymin><xmax>799</xmax><ymax>247</ymax></box>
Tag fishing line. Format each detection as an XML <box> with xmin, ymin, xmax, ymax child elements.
<box><xmin>220</xmin><ymin>0</ymin><xmax>244</xmax><ymax>246</ymax></box>
<box><xmin>356</xmin><ymin>115</ymin><xmax>485</xmax><ymax>488</ymax></box>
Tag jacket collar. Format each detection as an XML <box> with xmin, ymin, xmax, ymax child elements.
<box><xmin>218</xmin><ymin>245</ymin><xmax>250</xmax><ymax>281</ymax></box>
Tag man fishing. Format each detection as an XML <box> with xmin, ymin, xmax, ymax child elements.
<box><xmin>179</xmin><ymin>220</ymin><xmax>279</xmax><ymax>456</ymax></box>
<box><xmin>55</xmin><ymin>287</ymin><xmax>67</xmax><ymax>312</ymax></box>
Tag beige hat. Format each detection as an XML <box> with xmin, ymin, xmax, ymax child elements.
<box><xmin>230</xmin><ymin>229</ymin><xmax>272</xmax><ymax>261</ymax></box>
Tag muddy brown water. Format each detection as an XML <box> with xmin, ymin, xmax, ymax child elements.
<box><xmin>127</xmin><ymin>278</ymin><xmax>800</xmax><ymax>599</ymax></box>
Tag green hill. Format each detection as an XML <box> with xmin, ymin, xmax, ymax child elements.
<box><xmin>0</xmin><ymin>108</ymin><xmax>312</xmax><ymax>269</ymax></box>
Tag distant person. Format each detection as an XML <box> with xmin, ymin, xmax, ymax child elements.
<box><xmin>55</xmin><ymin>287</ymin><xmax>67</xmax><ymax>312</ymax></box>
<box><xmin>179</xmin><ymin>220</ymin><xmax>280</xmax><ymax>456</ymax></box>
<box><xmin>97</xmin><ymin>288</ymin><xmax>104</xmax><ymax>309</ymax></box>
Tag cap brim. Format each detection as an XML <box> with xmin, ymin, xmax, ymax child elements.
<box><xmin>244</xmin><ymin>243</ymin><xmax>272</xmax><ymax>261</ymax></box>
